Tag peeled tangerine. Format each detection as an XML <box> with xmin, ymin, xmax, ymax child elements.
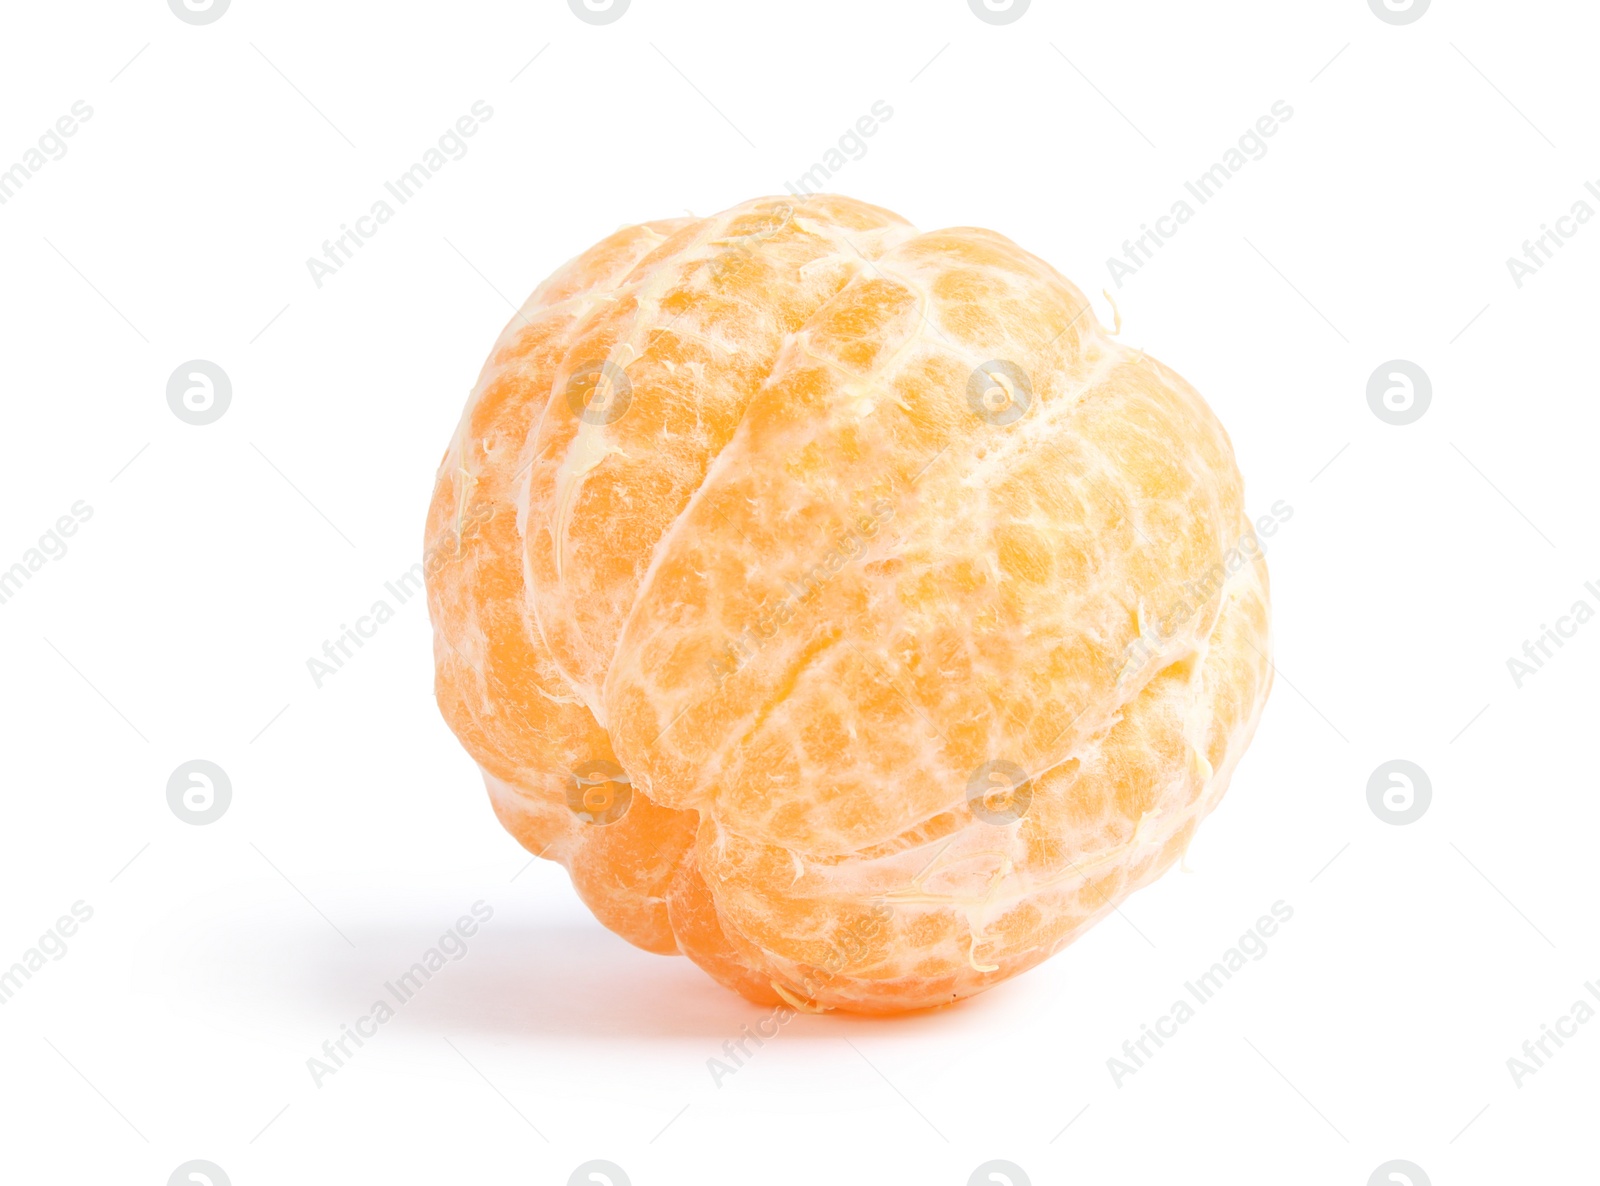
<box><xmin>425</xmin><ymin>195</ymin><xmax>1272</xmax><ymax>1014</ymax></box>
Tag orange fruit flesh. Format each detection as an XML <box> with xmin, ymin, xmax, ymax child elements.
<box><xmin>425</xmin><ymin>195</ymin><xmax>1272</xmax><ymax>1014</ymax></box>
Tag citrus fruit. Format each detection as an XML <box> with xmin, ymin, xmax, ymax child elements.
<box><xmin>425</xmin><ymin>195</ymin><xmax>1272</xmax><ymax>1013</ymax></box>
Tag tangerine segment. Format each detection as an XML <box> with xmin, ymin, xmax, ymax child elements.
<box><xmin>685</xmin><ymin>554</ymin><xmax>1269</xmax><ymax>1013</ymax></box>
<box><xmin>427</xmin><ymin>195</ymin><xmax>1273</xmax><ymax>1013</ymax></box>
<box><xmin>523</xmin><ymin>197</ymin><xmax>916</xmax><ymax>718</ymax></box>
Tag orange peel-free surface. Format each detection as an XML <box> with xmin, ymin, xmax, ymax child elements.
<box><xmin>425</xmin><ymin>195</ymin><xmax>1272</xmax><ymax>1013</ymax></box>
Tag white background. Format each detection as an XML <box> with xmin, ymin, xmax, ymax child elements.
<box><xmin>2</xmin><ymin>1</ymin><xmax>1596</xmax><ymax>1183</ymax></box>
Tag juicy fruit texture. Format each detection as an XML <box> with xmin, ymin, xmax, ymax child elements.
<box><xmin>425</xmin><ymin>195</ymin><xmax>1273</xmax><ymax>1014</ymax></box>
